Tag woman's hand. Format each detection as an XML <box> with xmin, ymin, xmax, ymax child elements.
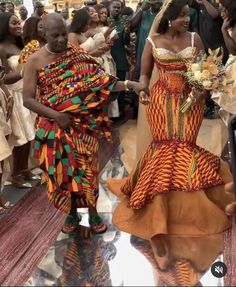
<box><xmin>222</xmin><ymin>17</ymin><xmax>231</xmax><ymax>32</ymax></box>
<box><xmin>139</xmin><ymin>89</ymin><xmax>151</xmax><ymax>105</ymax></box>
<box><xmin>104</xmin><ymin>26</ymin><xmax>116</xmax><ymax>40</ymax></box>
<box><xmin>191</xmin><ymin>87</ymin><xmax>207</xmax><ymax>102</ymax></box>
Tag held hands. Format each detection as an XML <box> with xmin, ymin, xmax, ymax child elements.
<box><xmin>139</xmin><ymin>89</ymin><xmax>151</xmax><ymax>105</ymax></box>
<box><xmin>127</xmin><ymin>81</ymin><xmax>151</xmax><ymax>105</ymax></box>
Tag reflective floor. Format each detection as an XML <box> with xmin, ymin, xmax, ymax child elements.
<box><xmin>25</xmin><ymin>144</ymin><xmax>236</xmax><ymax>287</ymax></box>
<box><xmin>1</xmin><ymin>118</ymin><xmax>236</xmax><ymax>286</ymax></box>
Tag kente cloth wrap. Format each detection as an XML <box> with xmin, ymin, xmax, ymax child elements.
<box><xmin>121</xmin><ymin>41</ymin><xmax>224</xmax><ymax>210</ymax></box>
<box><xmin>18</xmin><ymin>40</ymin><xmax>40</xmax><ymax>64</ymax></box>
<box><xmin>32</xmin><ymin>45</ymin><xmax>117</xmax><ymax>213</ymax></box>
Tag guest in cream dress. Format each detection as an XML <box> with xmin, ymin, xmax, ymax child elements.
<box><xmin>0</xmin><ymin>66</ymin><xmax>13</xmax><ymax>213</ymax></box>
<box><xmin>0</xmin><ymin>12</ymin><xmax>35</xmax><ymax>188</ymax></box>
<box><xmin>69</xmin><ymin>7</ymin><xmax>119</xmax><ymax>118</ymax></box>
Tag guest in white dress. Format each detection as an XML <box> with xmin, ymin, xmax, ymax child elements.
<box><xmin>94</xmin><ymin>4</ymin><xmax>120</xmax><ymax>118</ymax></box>
<box><xmin>0</xmin><ymin>66</ymin><xmax>13</xmax><ymax>213</ymax></box>
<box><xmin>0</xmin><ymin>12</ymin><xmax>35</xmax><ymax>188</ymax></box>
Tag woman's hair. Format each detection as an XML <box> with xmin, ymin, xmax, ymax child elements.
<box><xmin>0</xmin><ymin>12</ymin><xmax>23</xmax><ymax>49</ymax></box>
<box><xmin>94</xmin><ymin>3</ymin><xmax>106</xmax><ymax>12</ymax></box>
<box><xmin>221</xmin><ymin>0</ymin><xmax>236</xmax><ymax>27</ymax></box>
<box><xmin>122</xmin><ymin>6</ymin><xmax>134</xmax><ymax>17</ymax></box>
<box><xmin>69</xmin><ymin>8</ymin><xmax>91</xmax><ymax>34</ymax></box>
<box><xmin>157</xmin><ymin>0</ymin><xmax>189</xmax><ymax>34</ymax></box>
<box><xmin>23</xmin><ymin>17</ymin><xmax>41</xmax><ymax>45</ymax></box>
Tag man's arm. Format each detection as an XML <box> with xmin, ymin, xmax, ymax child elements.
<box><xmin>23</xmin><ymin>56</ymin><xmax>72</xmax><ymax>128</ymax></box>
<box><xmin>196</xmin><ymin>0</ymin><xmax>220</xmax><ymax>19</ymax></box>
<box><xmin>130</xmin><ymin>1</ymin><xmax>150</xmax><ymax>29</ymax></box>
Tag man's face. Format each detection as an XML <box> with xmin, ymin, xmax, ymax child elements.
<box><xmin>45</xmin><ymin>22</ymin><xmax>68</xmax><ymax>53</ymax></box>
<box><xmin>19</xmin><ymin>6</ymin><xmax>28</xmax><ymax>19</ymax></box>
<box><xmin>150</xmin><ymin>1</ymin><xmax>163</xmax><ymax>13</ymax></box>
<box><xmin>110</xmin><ymin>1</ymin><xmax>122</xmax><ymax>18</ymax></box>
<box><xmin>61</xmin><ymin>8</ymin><xmax>68</xmax><ymax>20</ymax></box>
<box><xmin>6</xmin><ymin>2</ymin><xmax>14</xmax><ymax>13</ymax></box>
<box><xmin>0</xmin><ymin>3</ymin><xmax>6</xmax><ymax>12</ymax></box>
<box><xmin>35</xmin><ymin>4</ymin><xmax>44</xmax><ymax>17</ymax></box>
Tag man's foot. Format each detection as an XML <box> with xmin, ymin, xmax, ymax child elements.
<box><xmin>226</xmin><ymin>202</ymin><xmax>236</xmax><ymax>216</ymax></box>
<box><xmin>89</xmin><ymin>214</ymin><xmax>107</xmax><ymax>234</ymax></box>
<box><xmin>61</xmin><ymin>214</ymin><xmax>82</xmax><ymax>234</ymax></box>
<box><xmin>21</xmin><ymin>169</ymin><xmax>41</xmax><ymax>180</ymax></box>
<box><xmin>11</xmin><ymin>175</ymin><xmax>32</xmax><ymax>189</ymax></box>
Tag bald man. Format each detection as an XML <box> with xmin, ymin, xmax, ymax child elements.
<box><xmin>23</xmin><ymin>13</ymin><xmax>141</xmax><ymax>235</ymax></box>
<box><xmin>19</xmin><ymin>5</ymin><xmax>28</xmax><ymax>28</ymax></box>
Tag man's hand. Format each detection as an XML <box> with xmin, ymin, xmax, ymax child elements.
<box><xmin>124</xmin><ymin>21</ymin><xmax>131</xmax><ymax>34</ymax></box>
<box><xmin>54</xmin><ymin>112</ymin><xmax>72</xmax><ymax>129</ymax></box>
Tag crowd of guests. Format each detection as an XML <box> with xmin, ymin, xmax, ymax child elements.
<box><xmin>0</xmin><ymin>0</ymin><xmax>236</xmax><ymax>219</ymax></box>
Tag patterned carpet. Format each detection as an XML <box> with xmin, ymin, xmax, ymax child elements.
<box><xmin>0</xmin><ymin>126</ymin><xmax>120</xmax><ymax>286</ymax></box>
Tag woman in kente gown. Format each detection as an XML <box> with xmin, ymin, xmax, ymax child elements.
<box><xmin>108</xmin><ymin>0</ymin><xmax>234</xmax><ymax>250</ymax></box>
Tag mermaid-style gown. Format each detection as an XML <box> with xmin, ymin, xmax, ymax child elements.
<box><xmin>108</xmin><ymin>35</ymin><xmax>234</xmax><ymax>240</ymax></box>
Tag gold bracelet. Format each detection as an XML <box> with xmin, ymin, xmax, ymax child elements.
<box><xmin>124</xmin><ymin>80</ymin><xmax>129</xmax><ymax>91</ymax></box>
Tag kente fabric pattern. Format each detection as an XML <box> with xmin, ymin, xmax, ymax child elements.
<box><xmin>32</xmin><ymin>45</ymin><xmax>117</xmax><ymax>212</ymax></box>
<box><xmin>121</xmin><ymin>41</ymin><xmax>224</xmax><ymax>209</ymax></box>
<box><xmin>18</xmin><ymin>40</ymin><xmax>40</xmax><ymax>64</ymax></box>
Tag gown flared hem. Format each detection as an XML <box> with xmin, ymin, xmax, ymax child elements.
<box><xmin>107</xmin><ymin>161</ymin><xmax>234</xmax><ymax>240</ymax></box>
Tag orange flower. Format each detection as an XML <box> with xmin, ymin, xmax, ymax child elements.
<box><xmin>201</xmin><ymin>69</ymin><xmax>211</xmax><ymax>79</ymax></box>
<box><xmin>206</xmin><ymin>63</ymin><xmax>219</xmax><ymax>75</ymax></box>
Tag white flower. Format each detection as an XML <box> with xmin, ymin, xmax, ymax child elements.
<box><xmin>202</xmin><ymin>80</ymin><xmax>212</xmax><ymax>89</ymax></box>
<box><xmin>191</xmin><ymin>63</ymin><xmax>200</xmax><ymax>73</ymax></box>
<box><xmin>194</xmin><ymin>71</ymin><xmax>202</xmax><ymax>80</ymax></box>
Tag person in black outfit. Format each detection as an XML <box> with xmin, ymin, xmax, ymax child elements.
<box><xmin>194</xmin><ymin>0</ymin><xmax>229</xmax><ymax>119</ymax></box>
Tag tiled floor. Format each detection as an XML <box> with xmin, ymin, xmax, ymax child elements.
<box><xmin>1</xmin><ymin>117</ymin><xmax>236</xmax><ymax>286</ymax></box>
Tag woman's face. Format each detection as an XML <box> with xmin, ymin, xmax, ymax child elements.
<box><xmin>37</xmin><ymin>20</ymin><xmax>44</xmax><ymax>39</ymax></box>
<box><xmin>99</xmin><ymin>7</ymin><xmax>108</xmax><ymax>23</ymax></box>
<box><xmin>88</xmin><ymin>7</ymin><xmax>99</xmax><ymax>23</ymax></box>
<box><xmin>219</xmin><ymin>4</ymin><xmax>229</xmax><ymax>19</ymax></box>
<box><xmin>8</xmin><ymin>15</ymin><xmax>22</xmax><ymax>37</ymax></box>
<box><xmin>170</xmin><ymin>5</ymin><xmax>190</xmax><ymax>33</ymax></box>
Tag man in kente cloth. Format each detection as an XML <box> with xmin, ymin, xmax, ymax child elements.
<box><xmin>23</xmin><ymin>13</ymin><xmax>141</xmax><ymax>234</ymax></box>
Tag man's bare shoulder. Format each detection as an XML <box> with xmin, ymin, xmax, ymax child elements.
<box><xmin>26</xmin><ymin>47</ymin><xmax>45</xmax><ymax>68</ymax></box>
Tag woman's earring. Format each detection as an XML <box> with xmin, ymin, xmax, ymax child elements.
<box><xmin>168</xmin><ymin>20</ymin><xmax>172</xmax><ymax>28</ymax></box>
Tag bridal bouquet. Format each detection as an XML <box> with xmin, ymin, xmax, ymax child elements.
<box><xmin>180</xmin><ymin>48</ymin><xmax>236</xmax><ymax>113</ymax></box>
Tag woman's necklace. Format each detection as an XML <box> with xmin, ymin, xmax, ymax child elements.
<box><xmin>45</xmin><ymin>44</ymin><xmax>65</xmax><ymax>55</ymax></box>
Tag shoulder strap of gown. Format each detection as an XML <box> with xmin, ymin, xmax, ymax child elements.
<box><xmin>147</xmin><ymin>37</ymin><xmax>156</xmax><ymax>48</ymax></box>
<box><xmin>191</xmin><ymin>32</ymin><xmax>195</xmax><ymax>48</ymax></box>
